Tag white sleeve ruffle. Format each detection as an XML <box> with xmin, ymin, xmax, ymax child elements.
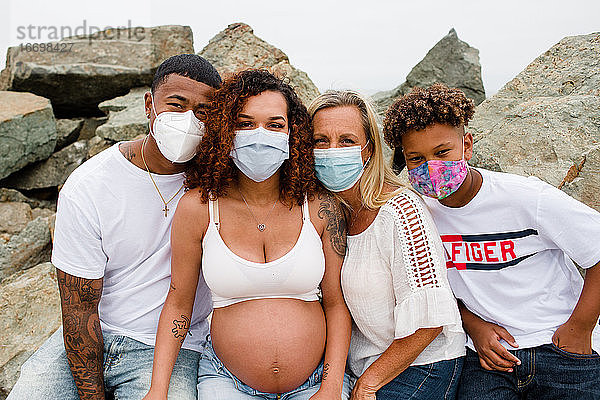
<box><xmin>393</xmin><ymin>286</ymin><xmax>463</xmax><ymax>339</ymax></box>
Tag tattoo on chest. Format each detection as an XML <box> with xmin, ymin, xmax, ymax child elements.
<box><xmin>172</xmin><ymin>315</ymin><xmax>191</xmax><ymax>343</ymax></box>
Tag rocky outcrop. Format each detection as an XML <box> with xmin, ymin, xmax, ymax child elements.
<box><xmin>55</xmin><ymin>118</ymin><xmax>85</xmax><ymax>150</ymax></box>
<box><xmin>199</xmin><ymin>23</ymin><xmax>319</xmax><ymax>105</ymax></box>
<box><xmin>470</xmin><ymin>32</ymin><xmax>600</xmax><ymax>211</ymax></box>
<box><xmin>0</xmin><ymin>189</ymin><xmax>56</xmax><ymax>211</ymax></box>
<box><xmin>0</xmin><ymin>92</ymin><xmax>57</xmax><ymax>180</ymax></box>
<box><xmin>96</xmin><ymin>87</ymin><xmax>149</xmax><ymax>141</ymax></box>
<box><xmin>0</xmin><ymin>203</ymin><xmax>32</xmax><ymax>235</ymax></box>
<box><xmin>1</xmin><ymin>25</ymin><xmax>194</xmax><ymax>117</ymax></box>
<box><xmin>0</xmin><ymin>216</ymin><xmax>53</xmax><ymax>281</ymax></box>
<box><xmin>0</xmin><ymin>263</ymin><xmax>61</xmax><ymax>398</ymax></box>
<box><xmin>1</xmin><ymin>140</ymin><xmax>90</xmax><ymax>190</ymax></box>
<box><xmin>373</xmin><ymin>29</ymin><xmax>485</xmax><ymax>113</ymax></box>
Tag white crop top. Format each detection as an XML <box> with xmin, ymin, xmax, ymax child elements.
<box><xmin>202</xmin><ymin>196</ymin><xmax>326</xmax><ymax>308</ymax></box>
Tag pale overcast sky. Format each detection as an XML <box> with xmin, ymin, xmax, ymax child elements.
<box><xmin>1</xmin><ymin>0</ymin><xmax>599</xmax><ymax>97</ymax></box>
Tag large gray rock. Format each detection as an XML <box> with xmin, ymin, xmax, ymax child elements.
<box><xmin>55</xmin><ymin>118</ymin><xmax>85</xmax><ymax>150</ymax></box>
<box><xmin>1</xmin><ymin>25</ymin><xmax>194</xmax><ymax>117</ymax></box>
<box><xmin>470</xmin><ymin>32</ymin><xmax>600</xmax><ymax>211</ymax></box>
<box><xmin>373</xmin><ymin>29</ymin><xmax>485</xmax><ymax>113</ymax></box>
<box><xmin>78</xmin><ymin>116</ymin><xmax>109</xmax><ymax>141</ymax></box>
<box><xmin>0</xmin><ymin>203</ymin><xmax>32</xmax><ymax>235</ymax></box>
<box><xmin>0</xmin><ymin>263</ymin><xmax>61</xmax><ymax>399</ymax></box>
<box><xmin>0</xmin><ymin>92</ymin><xmax>57</xmax><ymax>180</ymax></box>
<box><xmin>96</xmin><ymin>87</ymin><xmax>149</xmax><ymax>141</ymax></box>
<box><xmin>199</xmin><ymin>23</ymin><xmax>320</xmax><ymax>105</ymax></box>
<box><xmin>0</xmin><ymin>188</ymin><xmax>56</xmax><ymax>211</ymax></box>
<box><xmin>0</xmin><ymin>216</ymin><xmax>53</xmax><ymax>280</ymax></box>
<box><xmin>1</xmin><ymin>140</ymin><xmax>89</xmax><ymax>190</ymax></box>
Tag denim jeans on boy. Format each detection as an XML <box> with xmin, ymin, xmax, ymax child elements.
<box><xmin>457</xmin><ymin>345</ymin><xmax>600</xmax><ymax>400</ymax></box>
<box><xmin>375</xmin><ymin>357</ymin><xmax>463</xmax><ymax>400</ymax></box>
<box><xmin>197</xmin><ymin>339</ymin><xmax>354</xmax><ymax>399</ymax></box>
<box><xmin>7</xmin><ymin>327</ymin><xmax>200</xmax><ymax>400</ymax></box>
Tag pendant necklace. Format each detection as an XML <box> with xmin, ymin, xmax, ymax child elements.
<box><xmin>141</xmin><ymin>135</ymin><xmax>185</xmax><ymax>217</ymax></box>
<box><xmin>237</xmin><ymin>187</ymin><xmax>278</xmax><ymax>232</ymax></box>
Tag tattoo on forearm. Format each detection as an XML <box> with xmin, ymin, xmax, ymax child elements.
<box><xmin>172</xmin><ymin>315</ymin><xmax>191</xmax><ymax>343</ymax></box>
<box><xmin>322</xmin><ymin>362</ymin><xmax>330</xmax><ymax>381</ymax></box>
<box><xmin>317</xmin><ymin>193</ymin><xmax>347</xmax><ymax>257</ymax></box>
<box><xmin>57</xmin><ymin>270</ymin><xmax>105</xmax><ymax>400</ymax></box>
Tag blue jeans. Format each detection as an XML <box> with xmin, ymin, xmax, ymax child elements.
<box><xmin>375</xmin><ymin>357</ymin><xmax>463</xmax><ymax>400</ymax></box>
<box><xmin>7</xmin><ymin>327</ymin><xmax>200</xmax><ymax>400</ymax></box>
<box><xmin>457</xmin><ymin>345</ymin><xmax>600</xmax><ymax>400</ymax></box>
<box><xmin>197</xmin><ymin>339</ymin><xmax>354</xmax><ymax>399</ymax></box>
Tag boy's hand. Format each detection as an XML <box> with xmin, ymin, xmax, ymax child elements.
<box><xmin>552</xmin><ymin>320</ymin><xmax>593</xmax><ymax>355</ymax></box>
<box><xmin>469</xmin><ymin>319</ymin><xmax>521</xmax><ymax>372</ymax></box>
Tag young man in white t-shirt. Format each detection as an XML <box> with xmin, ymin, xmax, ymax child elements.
<box><xmin>383</xmin><ymin>83</ymin><xmax>600</xmax><ymax>399</ymax></box>
<box><xmin>8</xmin><ymin>54</ymin><xmax>222</xmax><ymax>400</ymax></box>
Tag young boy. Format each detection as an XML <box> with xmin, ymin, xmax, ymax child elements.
<box><xmin>383</xmin><ymin>83</ymin><xmax>600</xmax><ymax>399</ymax></box>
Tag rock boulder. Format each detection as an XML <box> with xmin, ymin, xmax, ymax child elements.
<box><xmin>0</xmin><ymin>216</ymin><xmax>53</xmax><ymax>281</ymax></box>
<box><xmin>199</xmin><ymin>23</ymin><xmax>320</xmax><ymax>105</ymax></box>
<box><xmin>0</xmin><ymin>203</ymin><xmax>32</xmax><ymax>235</ymax></box>
<box><xmin>1</xmin><ymin>25</ymin><xmax>194</xmax><ymax>117</ymax></box>
<box><xmin>373</xmin><ymin>29</ymin><xmax>485</xmax><ymax>113</ymax></box>
<box><xmin>96</xmin><ymin>87</ymin><xmax>149</xmax><ymax>141</ymax></box>
<box><xmin>1</xmin><ymin>140</ymin><xmax>90</xmax><ymax>190</ymax></box>
<box><xmin>470</xmin><ymin>32</ymin><xmax>600</xmax><ymax>211</ymax></box>
<box><xmin>0</xmin><ymin>263</ymin><xmax>61</xmax><ymax>399</ymax></box>
<box><xmin>0</xmin><ymin>92</ymin><xmax>57</xmax><ymax>180</ymax></box>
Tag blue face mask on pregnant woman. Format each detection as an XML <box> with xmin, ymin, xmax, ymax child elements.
<box><xmin>230</xmin><ymin>127</ymin><xmax>290</xmax><ymax>182</ymax></box>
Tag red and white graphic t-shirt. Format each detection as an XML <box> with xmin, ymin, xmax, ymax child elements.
<box><xmin>424</xmin><ymin>168</ymin><xmax>600</xmax><ymax>352</ymax></box>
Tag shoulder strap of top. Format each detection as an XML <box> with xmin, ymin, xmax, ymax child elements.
<box><xmin>302</xmin><ymin>195</ymin><xmax>310</xmax><ymax>222</ymax></box>
<box><xmin>208</xmin><ymin>197</ymin><xmax>220</xmax><ymax>230</ymax></box>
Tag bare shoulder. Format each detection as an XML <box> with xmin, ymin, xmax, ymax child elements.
<box><xmin>173</xmin><ymin>189</ymin><xmax>210</xmax><ymax>236</ymax></box>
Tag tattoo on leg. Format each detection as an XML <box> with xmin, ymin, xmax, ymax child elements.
<box><xmin>172</xmin><ymin>315</ymin><xmax>191</xmax><ymax>343</ymax></box>
<box><xmin>317</xmin><ymin>193</ymin><xmax>347</xmax><ymax>257</ymax></box>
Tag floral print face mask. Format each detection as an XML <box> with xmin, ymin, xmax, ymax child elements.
<box><xmin>407</xmin><ymin>137</ymin><xmax>468</xmax><ymax>199</ymax></box>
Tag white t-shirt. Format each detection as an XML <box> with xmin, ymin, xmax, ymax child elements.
<box><xmin>52</xmin><ymin>143</ymin><xmax>212</xmax><ymax>351</ymax></box>
<box><xmin>342</xmin><ymin>189</ymin><xmax>465</xmax><ymax>377</ymax></box>
<box><xmin>424</xmin><ymin>168</ymin><xmax>600</xmax><ymax>352</ymax></box>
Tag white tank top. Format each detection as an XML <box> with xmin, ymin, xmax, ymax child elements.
<box><xmin>202</xmin><ymin>196</ymin><xmax>325</xmax><ymax>308</ymax></box>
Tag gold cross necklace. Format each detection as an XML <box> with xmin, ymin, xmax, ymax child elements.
<box><xmin>141</xmin><ymin>135</ymin><xmax>185</xmax><ymax>217</ymax></box>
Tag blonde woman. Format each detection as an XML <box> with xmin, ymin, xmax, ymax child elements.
<box><xmin>308</xmin><ymin>91</ymin><xmax>465</xmax><ymax>400</ymax></box>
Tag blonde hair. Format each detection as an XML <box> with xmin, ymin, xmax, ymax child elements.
<box><xmin>308</xmin><ymin>90</ymin><xmax>405</xmax><ymax>210</ymax></box>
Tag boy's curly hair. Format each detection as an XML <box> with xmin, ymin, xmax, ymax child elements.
<box><xmin>185</xmin><ymin>69</ymin><xmax>319</xmax><ymax>206</ymax></box>
<box><xmin>383</xmin><ymin>83</ymin><xmax>475</xmax><ymax>149</ymax></box>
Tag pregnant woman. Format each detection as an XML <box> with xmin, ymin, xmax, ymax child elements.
<box><xmin>308</xmin><ymin>90</ymin><xmax>465</xmax><ymax>400</ymax></box>
<box><xmin>144</xmin><ymin>70</ymin><xmax>352</xmax><ymax>400</ymax></box>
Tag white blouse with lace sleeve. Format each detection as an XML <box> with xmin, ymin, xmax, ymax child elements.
<box><xmin>342</xmin><ymin>188</ymin><xmax>465</xmax><ymax>377</ymax></box>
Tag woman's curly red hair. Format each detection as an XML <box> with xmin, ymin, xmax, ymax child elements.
<box><xmin>185</xmin><ymin>69</ymin><xmax>319</xmax><ymax>206</ymax></box>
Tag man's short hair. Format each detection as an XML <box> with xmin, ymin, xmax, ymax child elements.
<box><xmin>151</xmin><ymin>54</ymin><xmax>222</xmax><ymax>93</ymax></box>
<box><xmin>383</xmin><ymin>83</ymin><xmax>475</xmax><ymax>149</ymax></box>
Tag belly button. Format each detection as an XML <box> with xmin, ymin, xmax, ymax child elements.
<box><xmin>272</xmin><ymin>367</ymin><xmax>280</xmax><ymax>374</ymax></box>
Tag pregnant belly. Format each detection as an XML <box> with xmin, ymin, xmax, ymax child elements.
<box><xmin>210</xmin><ymin>298</ymin><xmax>326</xmax><ymax>393</ymax></box>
